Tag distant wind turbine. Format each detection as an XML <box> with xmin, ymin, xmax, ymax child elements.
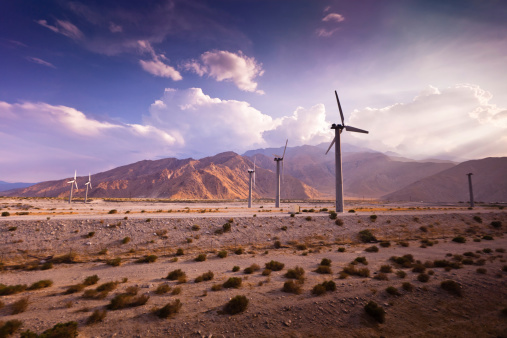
<box><xmin>67</xmin><ymin>170</ymin><xmax>78</xmax><ymax>204</ymax></box>
<box><xmin>325</xmin><ymin>90</ymin><xmax>369</xmax><ymax>212</ymax></box>
<box><xmin>247</xmin><ymin>159</ymin><xmax>256</xmax><ymax>208</ymax></box>
<box><xmin>466</xmin><ymin>173</ymin><xmax>474</xmax><ymax>208</ymax></box>
<box><xmin>85</xmin><ymin>173</ymin><xmax>92</xmax><ymax>203</ymax></box>
<box><xmin>273</xmin><ymin>140</ymin><xmax>288</xmax><ymax>208</ymax></box>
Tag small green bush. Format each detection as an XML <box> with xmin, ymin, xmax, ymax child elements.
<box><xmin>232</xmin><ymin>266</ymin><xmax>240</xmax><ymax>272</ymax></box>
<box><xmin>417</xmin><ymin>273</ymin><xmax>430</xmax><ymax>283</ymax></box>
<box><xmin>11</xmin><ymin>297</ymin><xmax>29</xmax><ymax>314</ymax></box>
<box><xmin>380</xmin><ymin>241</ymin><xmax>391</xmax><ymax>248</ymax></box>
<box><xmin>121</xmin><ymin>237</ymin><xmax>131</xmax><ymax>244</ymax></box>
<box><xmin>402</xmin><ymin>282</ymin><xmax>414</xmax><ymax>291</ymax></box>
<box><xmin>108</xmin><ymin>209</ymin><xmax>117</xmax><ymax>214</ymax></box>
<box><xmin>285</xmin><ymin>266</ymin><xmax>305</xmax><ymax>279</ymax></box>
<box><xmin>473</xmin><ymin>216</ymin><xmax>482</xmax><ymax>223</ymax></box>
<box><xmin>265</xmin><ymin>260</ymin><xmax>285</xmax><ymax>271</ymax></box>
<box><xmin>235</xmin><ymin>247</ymin><xmax>244</xmax><ymax>255</ymax></box>
<box><xmin>155</xmin><ymin>284</ymin><xmax>171</xmax><ymax>294</ymax></box>
<box><xmin>223</xmin><ymin>222</ymin><xmax>232</xmax><ymax>232</ymax></box>
<box><xmin>195</xmin><ymin>271</ymin><xmax>214</xmax><ymax>283</ymax></box>
<box><xmin>217</xmin><ymin>250</ymin><xmax>228</xmax><ymax>258</ymax></box>
<box><xmin>191</xmin><ymin>224</ymin><xmax>200</xmax><ymax>231</ymax></box>
<box><xmin>315</xmin><ymin>265</ymin><xmax>332</xmax><ymax>274</ymax></box>
<box><xmin>338</xmin><ymin>247</ymin><xmax>346</xmax><ymax>252</ymax></box>
<box><xmin>223</xmin><ymin>277</ymin><xmax>242</xmax><ymax>289</ymax></box>
<box><xmin>244</xmin><ymin>264</ymin><xmax>260</xmax><ymax>274</ymax></box>
<box><xmin>312</xmin><ymin>284</ymin><xmax>326</xmax><ymax>296</ymax></box>
<box><xmin>83</xmin><ymin>275</ymin><xmax>99</xmax><ymax>286</ymax></box>
<box><xmin>282</xmin><ymin>280</ymin><xmax>302</xmax><ymax>294</ymax></box>
<box><xmin>335</xmin><ymin>219</ymin><xmax>344</xmax><ymax>226</ymax></box>
<box><xmin>86</xmin><ymin>309</ymin><xmax>107</xmax><ymax>325</ymax></box>
<box><xmin>358</xmin><ymin>230</ymin><xmax>376</xmax><ymax>243</ymax></box>
<box><xmin>27</xmin><ymin>280</ymin><xmax>53</xmax><ymax>290</ymax></box>
<box><xmin>136</xmin><ymin>255</ymin><xmax>157</xmax><ymax>263</ymax></box>
<box><xmin>262</xmin><ymin>269</ymin><xmax>272</xmax><ymax>276</ymax></box>
<box><xmin>452</xmin><ymin>236</ymin><xmax>466</xmax><ymax>243</ymax></box>
<box><xmin>296</xmin><ymin>243</ymin><xmax>307</xmax><ymax>250</ymax></box>
<box><xmin>396</xmin><ymin>270</ymin><xmax>407</xmax><ymax>278</ymax></box>
<box><xmin>364</xmin><ymin>301</ymin><xmax>385</xmax><ymax>323</ymax></box>
<box><xmin>96</xmin><ymin>281</ymin><xmax>119</xmax><ymax>292</ymax></box>
<box><xmin>380</xmin><ymin>265</ymin><xmax>392</xmax><ymax>273</ymax></box>
<box><xmin>305</xmin><ymin>216</ymin><xmax>312</xmax><ymax>221</ymax></box>
<box><xmin>0</xmin><ymin>320</ymin><xmax>23</xmax><ymax>336</ymax></box>
<box><xmin>106</xmin><ymin>257</ymin><xmax>121</xmax><ymax>267</ymax></box>
<box><xmin>482</xmin><ymin>235</ymin><xmax>493</xmax><ymax>240</ymax></box>
<box><xmin>1</xmin><ymin>212</ymin><xmax>10</xmax><ymax>217</ymax></box>
<box><xmin>274</xmin><ymin>240</ymin><xmax>282</xmax><ymax>248</ymax></box>
<box><xmin>365</xmin><ymin>246</ymin><xmax>379</xmax><ymax>253</ymax></box>
<box><xmin>353</xmin><ymin>256</ymin><xmax>368</xmax><ymax>265</ymax></box>
<box><xmin>370</xmin><ymin>215</ymin><xmax>377</xmax><ymax>221</ymax></box>
<box><xmin>154</xmin><ymin>299</ymin><xmax>182</xmax><ymax>318</ymax></box>
<box><xmin>176</xmin><ymin>248</ymin><xmax>184</xmax><ymax>256</ymax></box>
<box><xmin>194</xmin><ymin>254</ymin><xmax>207</xmax><ymax>262</ymax></box>
<box><xmin>329</xmin><ymin>211</ymin><xmax>337</xmax><ymax>220</ymax></box>
<box><xmin>166</xmin><ymin>269</ymin><xmax>186</xmax><ymax>280</ymax></box>
<box><xmin>386</xmin><ymin>286</ymin><xmax>400</xmax><ymax>296</ymax></box>
<box><xmin>223</xmin><ymin>295</ymin><xmax>248</xmax><ymax>315</ymax></box>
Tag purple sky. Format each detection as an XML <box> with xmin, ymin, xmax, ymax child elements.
<box><xmin>1</xmin><ymin>0</ymin><xmax>506</xmax><ymax>182</ymax></box>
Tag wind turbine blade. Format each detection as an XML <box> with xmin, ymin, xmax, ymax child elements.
<box><xmin>325</xmin><ymin>137</ymin><xmax>336</xmax><ymax>154</ymax></box>
<box><xmin>273</xmin><ymin>154</ymin><xmax>281</xmax><ymax>158</ymax></box>
<box><xmin>335</xmin><ymin>90</ymin><xmax>345</xmax><ymax>126</ymax></box>
<box><xmin>282</xmin><ymin>139</ymin><xmax>288</xmax><ymax>159</ymax></box>
<box><xmin>90</xmin><ymin>183</ymin><xmax>92</xmax><ymax>189</ymax></box>
<box><xmin>345</xmin><ymin>125</ymin><xmax>369</xmax><ymax>134</ymax></box>
<box><xmin>74</xmin><ymin>181</ymin><xmax>78</xmax><ymax>189</ymax></box>
<box><xmin>74</xmin><ymin>170</ymin><xmax>77</xmax><ymax>180</ymax></box>
<box><xmin>67</xmin><ymin>180</ymin><xmax>73</xmax><ymax>184</ymax></box>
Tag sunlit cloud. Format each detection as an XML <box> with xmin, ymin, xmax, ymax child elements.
<box><xmin>322</xmin><ymin>13</ymin><xmax>345</xmax><ymax>23</ymax></box>
<box><xmin>138</xmin><ymin>40</ymin><xmax>182</xmax><ymax>81</ymax></box>
<box><xmin>36</xmin><ymin>19</ymin><xmax>84</xmax><ymax>40</ymax></box>
<box><xmin>183</xmin><ymin>50</ymin><xmax>264</xmax><ymax>94</ymax></box>
<box><xmin>25</xmin><ymin>57</ymin><xmax>56</xmax><ymax>69</ymax></box>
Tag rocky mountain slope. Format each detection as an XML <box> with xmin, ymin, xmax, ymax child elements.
<box><xmin>382</xmin><ymin>157</ymin><xmax>507</xmax><ymax>203</ymax></box>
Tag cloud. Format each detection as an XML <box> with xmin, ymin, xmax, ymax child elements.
<box><xmin>25</xmin><ymin>57</ymin><xmax>56</xmax><ymax>69</ymax></box>
<box><xmin>316</xmin><ymin>28</ymin><xmax>340</xmax><ymax>37</ymax></box>
<box><xmin>183</xmin><ymin>50</ymin><xmax>264</xmax><ymax>93</ymax></box>
<box><xmin>0</xmin><ymin>101</ymin><xmax>179</xmax><ymax>182</ymax></box>
<box><xmin>36</xmin><ymin>19</ymin><xmax>84</xmax><ymax>40</ymax></box>
<box><xmin>109</xmin><ymin>22</ymin><xmax>122</xmax><ymax>33</ymax></box>
<box><xmin>139</xmin><ymin>59</ymin><xmax>182</xmax><ymax>80</ymax></box>
<box><xmin>322</xmin><ymin>13</ymin><xmax>345</xmax><ymax>23</ymax></box>
<box><xmin>346</xmin><ymin>84</ymin><xmax>507</xmax><ymax>160</ymax></box>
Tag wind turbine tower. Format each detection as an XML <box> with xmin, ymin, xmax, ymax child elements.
<box><xmin>466</xmin><ymin>173</ymin><xmax>474</xmax><ymax>208</ymax></box>
<box><xmin>247</xmin><ymin>159</ymin><xmax>256</xmax><ymax>208</ymax></box>
<box><xmin>85</xmin><ymin>173</ymin><xmax>92</xmax><ymax>203</ymax></box>
<box><xmin>326</xmin><ymin>90</ymin><xmax>369</xmax><ymax>213</ymax></box>
<box><xmin>67</xmin><ymin>170</ymin><xmax>78</xmax><ymax>204</ymax></box>
<box><xmin>273</xmin><ymin>140</ymin><xmax>288</xmax><ymax>208</ymax></box>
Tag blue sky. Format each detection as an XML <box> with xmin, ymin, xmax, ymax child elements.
<box><xmin>1</xmin><ymin>0</ymin><xmax>506</xmax><ymax>182</ymax></box>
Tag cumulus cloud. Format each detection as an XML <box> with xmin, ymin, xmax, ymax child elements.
<box><xmin>25</xmin><ymin>57</ymin><xmax>56</xmax><ymax>69</ymax></box>
<box><xmin>0</xmin><ymin>101</ymin><xmax>179</xmax><ymax>181</ymax></box>
<box><xmin>36</xmin><ymin>19</ymin><xmax>84</xmax><ymax>40</ymax></box>
<box><xmin>346</xmin><ymin>84</ymin><xmax>507</xmax><ymax>160</ymax></box>
<box><xmin>183</xmin><ymin>50</ymin><xmax>264</xmax><ymax>93</ymax></box>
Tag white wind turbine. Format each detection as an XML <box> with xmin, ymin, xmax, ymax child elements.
<box><xmin>84</xmin><ymin>173</ymin><xmax>92</xmax><ymax>203</ymax></box>
<box><xmin>247</xmin><ymin>158</ymin><xmax>256</xmax><ymax>208</ymax></box>
<box><xmin>273</xmin><ymin>139</ymin><xmax>288</xmax><ymax>208</ymax></box>
<box><xmin>67</xmin><ymin>170</ymin><xmax>78</xmax><ymax>204</ymax></box>
<box><xmin>325</xmin><ymin>90</ymin><xmax>369</xmax><ymax>212</ymax></box>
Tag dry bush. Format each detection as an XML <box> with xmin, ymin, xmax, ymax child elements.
<box><xmin>154</xmin><ymin>299</ymin><xmax>182</xmax><ymax>318</ymax></box>
<box><xmin>86</xmin><ymin>309</ymin><xmax>107</xmax><ymax>325</ymax></box>
<box><xmin>223</xmin><ymin>295</ymin><xmax>248</xmax><ymax>315</ymax></box>
<box><xmin>171</xmin><ymin>287</ymin><xmax>182</xmax><ymax>295</ymax></box>
<box><xmin>364</xmin><ymin>301</ymin><xmax>385</xmax><ymax>323</ymax></box>
<box><xmin>315</xmin><ymin>265</ymin><xmax>332</xmax><ymax>274</ymax></box>
<box><xmin>195</xmin><ymin>271</ymin><xmax>214</xmax><ymax>283</ymax></box>
<box><xmin>136</xmin><ymin>255</ymin><xmax>157</xmax><ymax>263</ymax></box>
<box><xmin>282</xmin><ymin>280</ymin><xmax>302</xmax><ymax>294</ymax></box>
<box><xmin>223</xmin><ymin>277</ymin><xmax>242</xmax><ymax>289</ymax></box>
<box><xmin>374</xmin><ymin>273</ymin><xmax>389</xmax><ymax>281</ymax></box>
<box><xmin>83</xmin><ymin>275</ymin><xmax>99</xmax><ymax>286</ymax></box>
<box><xmin>155</xmin><ymin>284</ymin><xmax>171</xmax><ymax>295</ymax></box>
<box><xmin>0</xmin><ymin>320</ymin><xmax>23</xmax><ymax>337</ymax></box>
<box><xmin>166</xmin><ymin>269</ymin><xmax>186</xmax><ymax>281</ymax></box>
<box><xmin>441</xmin><ymin>280</ymin><xmax>462</xmax><ymax>296</ymax></box>
<box><xmin>11</xmin><ymin>297</ymin><xmax>29</xmax><ymax>314</ymax></box>
<box><xmin>380</xmin><ymin>265</ymin><xmax>392</xmax><ymax>273</ymax></box>
<box><xmin>244</xmin><ymin>264</ymin><xmax>261</xmax><ymax>274</ymax></box>
<box><xmin>285</xmin><ymin>266</ymin><xmax>305</xmax><ymax>279</ymax></box>
<box><xmin>194</xmin><ymin>254</ymin><xmax>207</xmax><ymax>262</ymax></box>
<box><xmin>320</xmin><ymin>258</ymin><xmax>332</xmax><ymax>266</ymax></box>
<box><xmin>28</xmin><ymin>279</ymin><xmax>53</xmax><ymax>290</ymax></box>
<box><xmin>106</xmin><ymin>258</ymin><xmax>121</xmax><ymax>267</ymax></box>
<box><xmin>386</xmin><ymin>286</ymin><xmax>400</xmax><ymax>296</ymax></box>
<box><xmin>365</xmin><ymin>246</ymin><xmax>379</xmax><ymax>253</ymax></box>
<box><xmin>265</xmin><ymin>260</ymin><xmax>285</xmax><ymax>271</ymax></box>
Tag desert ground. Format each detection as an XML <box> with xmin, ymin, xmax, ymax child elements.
<box><xmin>1</xmin><ymin>197</ymin><xmax>506</xmax><ymax>337</ymax></box>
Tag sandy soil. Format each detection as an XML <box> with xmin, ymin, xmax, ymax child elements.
<box><xmin>0</xmin><ymin>198</ymin><xmax>506</xmax><ymax>337</ymax></box>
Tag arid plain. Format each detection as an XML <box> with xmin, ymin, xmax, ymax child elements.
<box><xmin>1</xmin><ymin>198</ymin><xmax>506</xmax><ymax>337</ymax></box>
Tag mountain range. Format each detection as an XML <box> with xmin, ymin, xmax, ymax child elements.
<box><xmin>3</xmin><ymin>144</ymin><xmax>506</xmax><ymax>202</ymax></box>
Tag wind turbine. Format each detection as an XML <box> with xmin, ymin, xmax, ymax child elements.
<box><xmin>273</xmin><ymin>139</ymin><xmax>288</xmax><ymax>208</ymax></box>
<box><xmin>466</xmin><ymin>173</ymin><xmax>474</xmax><ymax>208</ymax></box>
<box><xmin>247</xmin><ymin>159</ymin><xmax>256</xmax><ymax>208</ymax></box>
<box><xmin>84</xmin><ymin>173</ymin><xmax>92</xmax><ymax>203</ymax></box>
<box><xmin>325</xmin><ymin>90</ymin><xmax>369</xmax><ymax>212</ymax></box>
<box><xmin>67</xmin><ymin>170</ymin><xmax>78</xmax><ymax>204</ymax></box>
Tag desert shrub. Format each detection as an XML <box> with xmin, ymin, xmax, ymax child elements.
<box><xmin>320</xmin><ymin>258</ymin><xmax>332</xmax><ymax>266</ymax></box>
<box><xmin>441</xmin><ymin>280</ymin><xmax>462</xmax><ymax>296</ymax></box>
<box><xmin>154</xmin><ymin>299</ymin><xmax>182</xmax><ymax>318</ymax></box>
<box><xmin>145</xmin><ymin>218</ymin><xmax>151</xmax><ymax>222</ymax></box>
<box><xmin>232</xmin><ymin>266</ymin><xmax>240</xmax><ymax>272</ymax></box>
<box><xmin>482</xmin><ymin>248</ymin><xmax>492</xmax><ymax>254</ymax></box>
<box><xmin>1</xmin><ymin>212</ymin><xmax>10</xmax><ymax>217</ymax></box>
<box><xmin>419</xmin><ymin>226</ymin><xmax>428</xmax><ymax>232</ymax></box>
<box><xmin>482</xmin><ymin>235</ymin><xmax>494</xmax><ymax>240</ymax></box>
<box><xmin>171</xmin><ymin>287</ymin><xmax>182</xmax><ymax>295</ymax></box>
<box><xmin>11</xmin><ymin>297</ymin><xmax>29</xmax><ymax>314</ymax></box>
<box><xmin>194</xmin><ymin>254</ymin><xmax>207</xmax><ymax>262</ymax></box>
<box><xmin>122</xmin><ymin>237</ymin><xmax>131</xmax><ymax>244</ymax></box>
<box><xmin>96</xmin><ymin>281</ymin><xmax>118</xmax><ymax>292</ymax></box>
<box><xmin>83</xmin><ymin>275</ymin><xmax>99</xmax><ymax>286</ymax></box>
<box><xmin>358</xmin><ymin>230</ymin><xmax>376</xmax><ymax>243</ymax></box>
<box><xmin>136</xmin><ymin>255</ymin><xmax>157</xmax><ymax>263</ymax></box>
<box><xmin>274</xmin><ymin>240</ymin><xmax>282</xmax><ymax>249</ymax></box>
<box><xmin>285</xmin><ymin>266</ymin><xmax>305</xmax><ymax>279</ymax></box>
<box><xmin>191</xmin><ymin>224</ymin><xmax>200</xmax><ymax>231</ymax></box>
<box><xmin>217</xmin><ymin>250</ymin><xmax>228</xmax><ymax>258</ymax></box>
<box><xmin>315</xmin><ymin>265</ymin><xmax>332</xmax><ymax>274</ymax></box>
<box><xmin>322</xmin><ymin>280</ymin><xmax>336</xmax><ymax>291</ymax></box>
<box><xmin>396</xmin><ymin>270</ymin><xmax>407</xmax><ymax>278</ymax></box>
<box><xmin>364</xmin><ymin>301</ymin><xmax>385</xmax><ymax>323</ymax></box>
<box><xmin>379</xmin><ymin>241</ymin><xmax>391</xmax><ymax>248</ymax></box>
<box><xmin>244</xmin><ymin>264</ymin><xmax>260</xmax><ymax>274</ymax></box>
<box><xmin>265</xmin><ymin>260</ymin><xmax>285</xmax><ymax>271</ymax></box>
<box><xmin>108</xmin><ymin>209</ymin><xmax>117</xmax><ymax>214</ymax></box>
<box><xmin>166</xmin><ymin>269</ymin><xmax>186</xmax><ymax>281</ymax></box>
<box><xmin>107</xmin><ymin>293</ymin><xmax>149</xmax><ymax>310</ymax></box>
<box><xmin>195</xmin><ymin>271</ymin><xmax>214</xmax><ymax>282</ymax></box>
<box><xmin>280</xmin><ymin>226</ymin><xmax>287</xmax><ymax>231</ymax></box>
<box><xmin>497</xmin><ymin>248</ymin><xmax>506</xmax><ymax>253</ymax></box>
<box><xmin>155</xmin><ymin>284</ymin><xmax>171</xmax><ymax>295</ymax></box>
<box><xmin>491</xmin><ymin>221</ymin><xmax>502</xmax><ymax>228</ymax></box>
<box><xmin>402</xmin><ymin>282</ymin><xmax>414</xmax><ymax>291</ymax></box>
<box><xmin>223</xmin><ymin>277</ymin><xmax>242</xmax><ymax>289</ymax></box>
<box><xmin>380</xmin><ymin>265</ymin><xmax>392</xmax><ymax>273</ymax></box>
<box><xmin>348</xmin><ymin>209</ymin><xmax>355</xmax><ymax>213</ymax></box>
<box><xmin>312</xmin><ymin>284</ymin><xmax>326</xmax><ymax>296</ymax></box>
<box><xmin>176</xmin><ymin>248</ymin><xmax>184</xmax><ymax>256</ymax></box>
<box><xmin>0</xmin><ymin>320</ymin><xmax>23</xmax><ymax>337</ymax></box>
<box><xmin>41</xmin><ymin>262</ymin><xmax>53</xmax><ymax>270</ymax></box>
<box><xmin>475</xmin><ymin>259</ymin><xmax>486</xmax><ymax>266</ymax></box>
<box><xmin>52</xmin><ymin>252</ymin><xmax>77</xmax><ymax>264</ymax></box>
<box><xmin>452</xmin><ymin>236</ymin><xmax>466</xmax><ymax>243</ymax></box>
<box><xmin>8</xmin><ymin>226</ymin><xmax>17</xmax><ymax>231</ymax></box>
<box><xmin>398</xmin><ymin>241</ymin><xmax>409</xmax><ymax>247</ymax></box>
<box><xmin>64</xmin><ymin>284</ymin><xmax>85</xmax><ymax>294</ymax></box>
<box><xmin>473</xmin><ymin>216</ymin><xmax>482</xmax><ymax>223</ymax></box>
<box><xmin>296</xmin><ymin>243</ymin><xmax>307</xmax><ymax>250</ymax></box>
<box><xmin>282</xmin><ymin>280</ymin><xmax>302</xmax><ymax>294</ymax></box>
<box><xmin>86</xmin><ymin>309</ymin><xmax>107</xmax><ymax>325</ymax></box>
<box><xmin>390</xmin><ymin>254</ymin><xmax>414</xmax><ymax>267</ymax></box>
<box><xmin>106</xmin><ymin>257</ymin><xmax>121</xmax><ymax>267</ymax></box>
<box><xmin>374</xmin><ymin>273</ymin><xmax>388</xmax><ymax>281</ymax></box>
<box><xmin>305</xmin><ymin>216</ymin><xmax>312</xmax><ymax>221</ymax></box>
<box><xmin>342</xmin><ymin>265</ymin><xmax>370</xmax><ymax>278</ymax></box>
<box><xmin>262</xmin><ymin>269</ymin><xmax>272</xmax><ymax>276</ymax></box>
<box><xmin>235</xmin><ymin>247</ymin><xmax>244</xmax><ymax>255</ymax></box>
<box><xmin>329</xmin><ymin>211</ymin><xmax>337</xmax><ymax>220</ymax></box>
<box><xmin>370</xmin><ymin>215</ymin><xmax>377</xmax><ymax>221</ymax></box>
<box><xmin>365</xmin><ymin>246</ymin><xmax>379</xmax><ymax>253</ymax></box>
<box><xmin>386</xmin><ymin>286</ymin><xmax>400</xmax><ymax>296</ymax></box>
<box><xmin>338</xmin><ymin>247</ymin><xmax>346</xmax><ymax>252</ymax></box>
<box><xmin>353</xmin><ymin>256</ymin><xmax>368</xmax><ymax>265</ymax></box>
<box><xmin>417</xmin><ymin>273</ymin><xmax>430</xmax><ymax>283</ymax></box>
<box><xmin>335</xmin><ymin>218</ymin><xmax>344</xmax><ymax>226</ymax></box>
<box><xmin>223</xmin><ymin>295</ymin><xmax>248</xmax><ymax>315</ymax></box>
<box><xmin>476</xmin><ymin>268</ymin><xmax>487</xmax><ymax>274</ymax></box>
<box><xmin>412</xmin><ymin>264</ymin><xmax>426</xmax><ymax>273</ymax></box>
<box><xmin>462</xmin><ymin>258</ymin><xmax>474</xmax><ymax>265</ymax></box>
<box><xmin>28</xmin><ymin>280</ymin><xmax>53</xmax><ymax>290</ymax></box>
<box><xmin>211</xmin><ymin>284</ymin><xmax>223</xmax><ymax>291</ymax></box>
<box><xmin>37</xmin><ymin>321</ymin><xmax>78</xmax><ymax>338</ymax></box>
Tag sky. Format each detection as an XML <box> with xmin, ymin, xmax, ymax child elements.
<box><xmin>1</xmin><ymin>0</ymin><xmax>506</xmax><ymax>182</ymax></box>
